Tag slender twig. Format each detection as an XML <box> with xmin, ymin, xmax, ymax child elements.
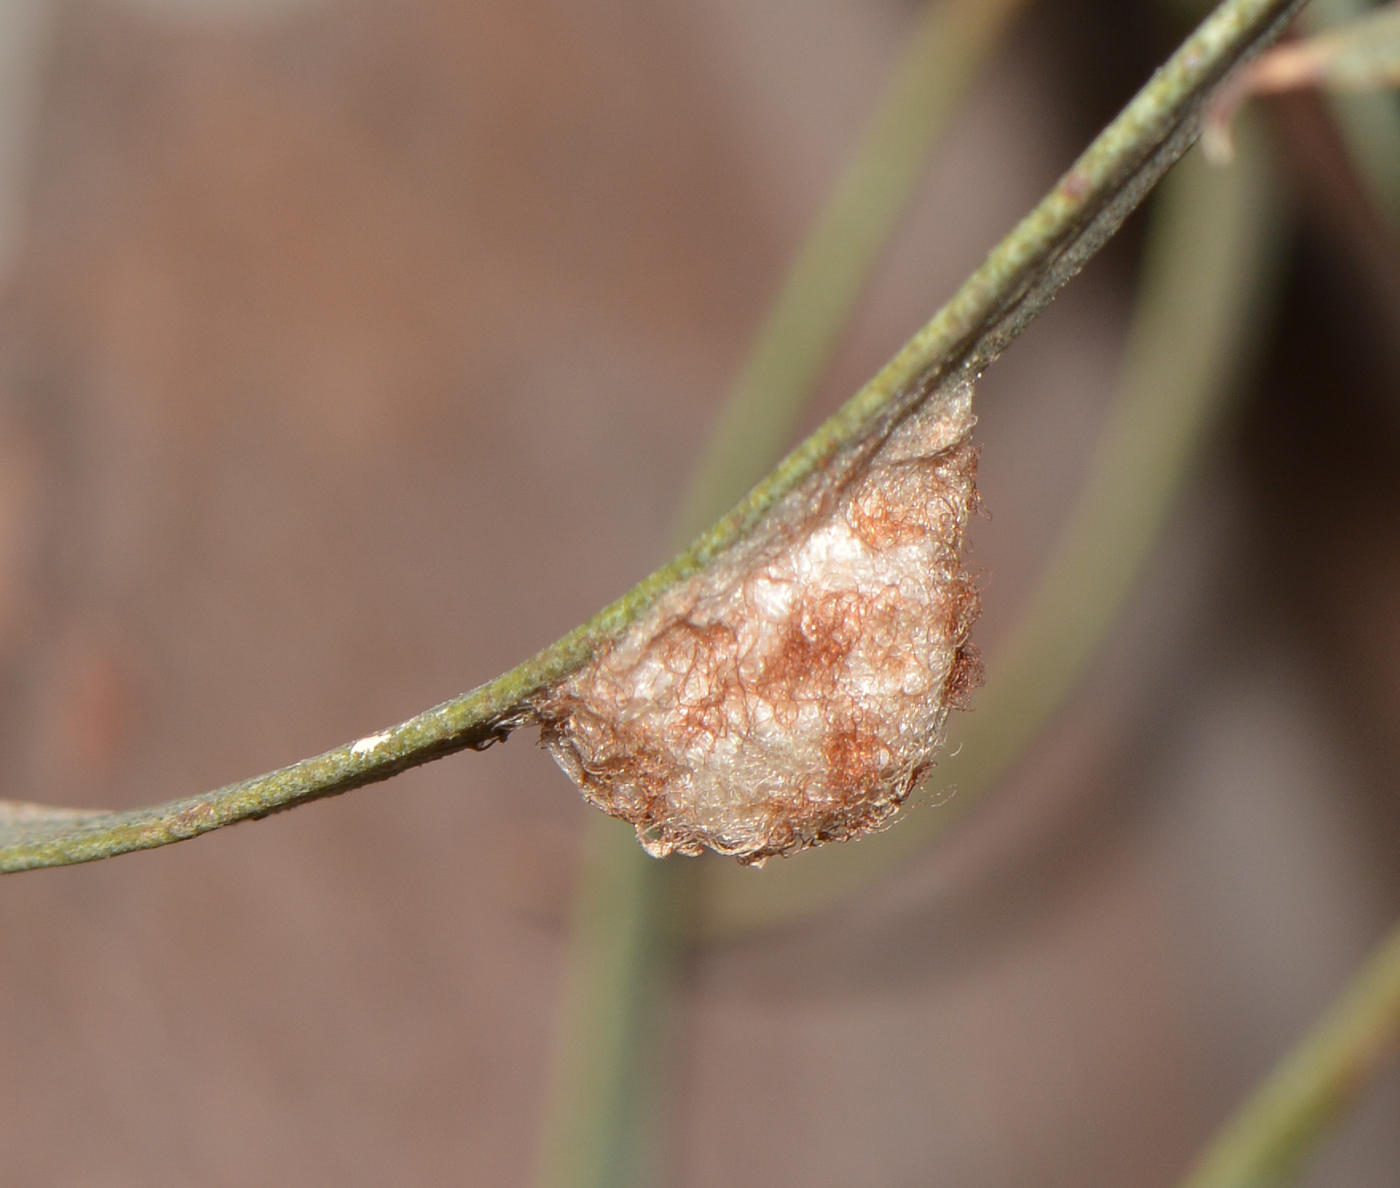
<box><xmin>1178</xmin><ymin>917</ymin><xmax>1400</xmax><ymax>1188</ymax></box>
<box><xmin>701</xmin><ymin>110</ymin><xmax>1290</xmax><ymax>936</ymax></box>
<box><xmin>533</xmin><ymin>3</ymin><xmax>1029</xmax><ymax>1184</ymax></box>
<box><xmin>0</xmin><ymin>0</ymin><xmax>1306</xmax><ymax>874</ymax></box>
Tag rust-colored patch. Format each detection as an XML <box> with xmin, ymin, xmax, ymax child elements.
<box><xmin>943</xmin><ymin>643</ymin><xmax>984</xmax><ymax>711</ymax></box>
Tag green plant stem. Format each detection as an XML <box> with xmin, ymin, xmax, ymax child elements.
<box><xmin>1179</xmin><ymin>917</ymin><xmax>1400</xmax><ymax>1188</ymax></box>
<box><xmin>535</xmin><ymin>3</ymin><xmax>1028</xmax><ymax>1183</ymax></box>
<box><xmin>701</xmin><ymin>110</ymin><xmax>1289</xmax><ymax>936</ymax></box>
<box><xmin>0</xmin><ymin>0</ymin><xmax>1306</xmax><ymax>873</ymax></box>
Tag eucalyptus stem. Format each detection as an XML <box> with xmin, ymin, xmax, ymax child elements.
<box><xmin>1179</xmin><ymin>918</ymin><xmax>1400</xmax><ymax>1188</ymax></box>
<box><xmin>0</xmin><ymin>0</ymin><xmax>1305</xmax><ymax>873</ymax></box>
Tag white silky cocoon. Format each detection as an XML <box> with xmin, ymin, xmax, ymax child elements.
<box><xmin>537</xmin><ymin>385</ymin><xmax>982</xmax><ymax>864</ymax></box>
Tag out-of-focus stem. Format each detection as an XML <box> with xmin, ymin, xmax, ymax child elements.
<box><xmin>1305</xmin><ymin>0</ymin><xmax>1400</xmax><ymax>229</ymax></box>
<box><xmin>534</xmin><ymin>3</ymin><xmax>1028</xmax><ymax>1184</ymax></box>
<box><xmin>702</xmin><ymin>112</ymin><xmax>1290</xmax><ymax>936</ymax></box>
<box><xmin>1178</xmin><ymin>918</ymin><xmax>1400</xmax><ymax>1188</ymax></box>
<box><xmin>533</xmin><ymin>819</ymin><xmax>689</xmax><ymax>1188</ymax></box>
<box><xmin>674</xmin><ymin>0</ymin><xmax>1029</xmax><ymax>542</ymax></box>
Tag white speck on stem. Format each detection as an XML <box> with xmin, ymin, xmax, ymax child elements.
<box><xmin>351</xmin><ymin>731</ymin><xmax>392</xmax><ymax>757</ymax></box>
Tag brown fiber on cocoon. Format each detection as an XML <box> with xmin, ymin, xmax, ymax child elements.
<box><xmin>535</xmin><ymin>385</ymin><xmax>983</xmax><ymax>865</ymax></box>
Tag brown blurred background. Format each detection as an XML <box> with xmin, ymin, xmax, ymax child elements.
<box><xmin>0</xmin><ymin>0</ymin><xmax>1398</xmax><ymax>1184</ymax></box>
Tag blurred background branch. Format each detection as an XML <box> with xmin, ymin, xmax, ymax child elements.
<box><xmin>1180</xmin><ymin>915</ymin><xmax>1400</xmax><ymax>1188</ymax></box>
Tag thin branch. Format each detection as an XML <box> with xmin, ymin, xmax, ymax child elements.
<box><xmin>0</xmin><ymin>0</ymin><xmax>1307</xmax><ymax>874</ymax></box>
